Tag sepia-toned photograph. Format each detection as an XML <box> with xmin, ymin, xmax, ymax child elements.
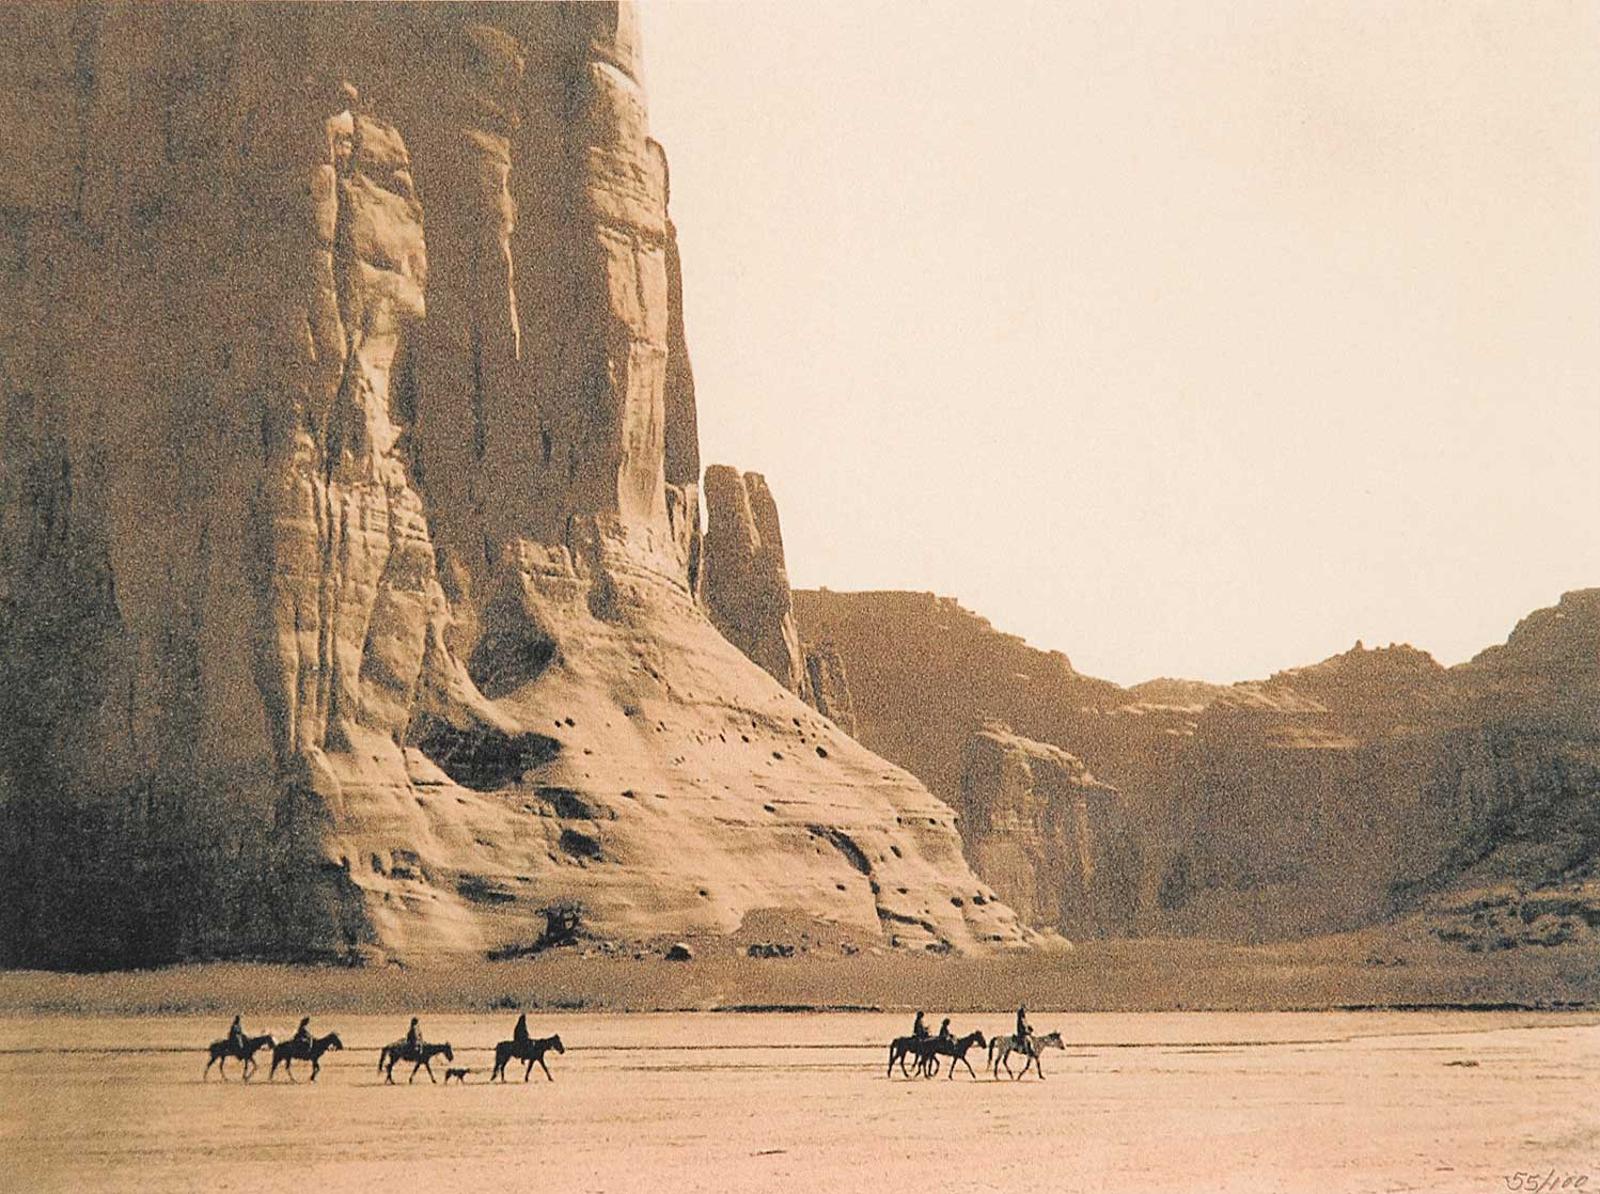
<box><xmin>2</xmin><ymin>2</ymin><xmax>1597</xmax><ymax>1190</ymax></box>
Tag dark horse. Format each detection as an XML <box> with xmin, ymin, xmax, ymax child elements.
<box><xmin>204</xmin><ymin>1033</ymin><xmax>276</xmax><ymax>1081</ymax></box>
<box><xmin>489</xmin><ymin>1034</ymin><xmax>565</xmax><ymax>1083</ymax></box>
<box><xmin>378</xmin><ymin>1039</ymin><xmax>454</xmax><ymax>1084</ymax></box>
<box><xmin>269</xmin><ymin>1032</ymin><xmax>344</xmax><ymax>1082</ymax></box>
<box><xmin>912</xmin><ymin>1031</ymin><xmax>988</xmax><ymax>1080</ymax></box>
<box><xmin>886</xmin><ymin>1034</ymin><xmax>929</xmax><ymax>1078</ymax></box>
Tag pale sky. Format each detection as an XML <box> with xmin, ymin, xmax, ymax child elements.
<box><xmin>637</xmin><ymin>0</ymin><xmax>1600</xmax><ymax>686</ymax></box>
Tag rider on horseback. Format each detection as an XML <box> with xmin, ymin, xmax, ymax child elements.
<box><xmin>937</xmin><ymin>1017</ymin><xmax>954</xmax><ymax>1045</ymax></box>
<box><xmin>292</xmin><ymin>1016</ymin><xmax>312</xmax><ymax>1051</ymax></box>
<box><xmin>405</xmin><ymin>1017</ymin><xmax>423</xmax><ymax>1053</ymax></box>
<box><xmin>226</xmin><ymin>1015</ymin><xmax>247</xmax><ymax>1052</ymax></box>
<box><xmin>1015</xmin><ymin>1005</ymin><xmax>1033</xmax><ymax>1055</ymax></box>
<box><xmin>911</xmin><ymin>1011</ymin><xmax>928</xmax><ymax>1041</ymax></box>
<box><xmin>513</xmin><ymin>1012</ymin><xmax>530</xmax><ymax>1048</ymax></box>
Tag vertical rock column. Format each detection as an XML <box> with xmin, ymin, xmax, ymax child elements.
<box><xmin>658</xmin><ymin>139</ymin><xmax>703</xmax><ymax>589</ymax></box>
<box><xmin>512</xmin><ymin>2</ymin><xmax>674</xmax><ymax>558</ymax></box>
<box><xmin>407</xmin><ymin>22</ymin><xmax>527</xmax><ymax>594</ymax></box>
<box><xmin>701</xmin><ymin>465</ymin><xmax>811</xmax><ymax>697</ymax></box>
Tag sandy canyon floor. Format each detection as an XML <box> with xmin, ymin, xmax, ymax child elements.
<box><xmin>3</xmin><ymin>1009</ymin><xmax>1598</xmax><ymax>1193</ymax></box>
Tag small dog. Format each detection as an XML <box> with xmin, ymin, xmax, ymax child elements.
<box><xmin>444</xmin><ymin>1067</ymin><xmax>471</xmax><ymax>1085</ymax></box>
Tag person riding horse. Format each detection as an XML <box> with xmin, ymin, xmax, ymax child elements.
<box><xmin>937</xmin><ymin>1017</ymin><xmax>954</xmax><ymax>1045</ymax></box>
<box><xmin>405</xmin><ymin>1017</ymin><xmax>423</xmax><ymax>1052</ymax></box>
<box><xmin>1015</xmin><ymin>1005</ymin><xmax>1033</xmax><ymax>1056</ymax></box>
<box><xmin>291</xmin><ymin>1016</ymin><xmax>312</xmax><ymax>1052</ymax></box>
<box><xmin>513</xmin><ymin>1012</ymin><xmax>530</xmax><ymax>1048</ymax></box>
<box><xmin>911</xmin><ymin>1011</ymin><xmax>928</xmax><ymax>1041</ymax></box>
<box><xmin>226</xmin><ymin>1015</ymin><xmax>247</xmax><ymax>1052</ymax></box>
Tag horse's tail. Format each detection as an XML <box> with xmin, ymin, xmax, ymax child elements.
<box><xmin>376</xmin><ymin>1047</ymin><xmax>387</xmax><ymax>1073</ymax></box>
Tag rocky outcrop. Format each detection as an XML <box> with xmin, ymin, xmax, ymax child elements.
<box><xmin>700</xmin><ymin>466</ymin><xmax>811</xmax><ymax>698</ymax></box>
<box><xmin>957</xmin><ymin>724</ymin><xmax>1138</xmax><ymax>938</ymax></box>
<box><xmin>696</xmin><ymin>474</ymin><xmax>864</xmax><ymax>739</ymax></box>
<box><xmin>0</xmin><ymin>4</ymin><xmax>1024</xmax><ymax>966</ymax></box>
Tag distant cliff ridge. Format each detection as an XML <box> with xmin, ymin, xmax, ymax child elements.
<box><xmin>0</xmin><ymin>3</ymin><xmax>1025</xmax><ymax>966</ymax></box>
<box><xmin>796</xmin><ymin>588</ymin><xmax>1600</xmax><ymax>944</ymax></box>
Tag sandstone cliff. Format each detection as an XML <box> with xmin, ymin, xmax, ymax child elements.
<box><xmin>0</xmin><ymin>4</ymin><xmax>1023</xmax><ymax>966</ymax></box>
<box><xmin>958</xmin><ymin>724</ymin><xmax>1138</xmax><ymax>938</ymax></box>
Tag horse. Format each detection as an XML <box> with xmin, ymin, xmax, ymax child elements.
<box><xmin>204</xmin><ymin>1033</ymin><xmax>276</xmax><ymax>1082</ymax></box>
<box><xmin>914</xmin><ymin>1030</ymin><xmax>988</xmax><ymax>1080</ymax></box>
<box><xmin>886</xmin><ymin>1034</ymin><xmax>931</xmax><ymax>1078</ymax></box>
<box><xmin>268</xmin><ymin>1032</ymin><xmax>344</xmax><ymax>1082</ymax></box>
<box><xmin>489</xmin><ymin>1034</ymin><xmax>565</xmax><ymax>1083</ymax></box>
<box><xmin>378</xmin><ymin>1040</ymin><xmax>454</xmax><ymax>1084</ymax></box>
<box><xmin>988</xmin><ymin>1030</ymin><xmax>1064</xmax><ymax>1079</ymax></box>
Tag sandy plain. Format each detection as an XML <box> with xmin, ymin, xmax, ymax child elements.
<box><xmin>3</xmin><ymin>1009</ymin><xmax>1598</xmax><ymax>1194</ymax></box>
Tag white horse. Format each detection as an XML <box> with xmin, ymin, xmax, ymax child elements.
<box><xmin>987</xmin><ymin>1030</ymin><xmax>1064</xmax><ymax>1079</ymax></box>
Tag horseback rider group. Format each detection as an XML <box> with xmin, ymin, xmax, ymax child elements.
<box><xmin>228</xmin><ymin>1014</ymin><xmax>313</xmax><ymax>1050</ymax></box>
<box><xmin>910</xmin><ymin>1010</ymin><xmax>959</xmax><ymax>1047</ymax></box>
<box><xmin>912</xmin><ymin>1007</ymin><xmax>1028</xmax><ymax>1050</ymax></box>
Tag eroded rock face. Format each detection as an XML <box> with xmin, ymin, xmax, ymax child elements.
<box><xmin>958</xmin><ymin>724</ymin><xmax>1138</xmax><ymax>938</ymax></box>
<box><xmin>0</xmin><ymin>3</ymin><xmax>1024</xmax><ymax>965</ymax></box>
<box><xmin>803</xmin><ymin>642</ymin><xmax>860</xmax><ymax>738</ymax></box>
<box><xmin>700</xmin><ymin>465</ymin><xmax>811</xmax><ymax>698</ymax></box>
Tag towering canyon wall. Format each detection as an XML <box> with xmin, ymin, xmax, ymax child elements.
<box><xmin>0</xmin><ymin>3</ymin><xmax>1024</xmax><ymax>966</ymax></box>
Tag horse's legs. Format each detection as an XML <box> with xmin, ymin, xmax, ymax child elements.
<box><xmin>286</xmin><ymin>1060</ymin><xmax>297</xmax><ymax>1084</ymax></box>
<box><xmin>1034</xmin><ymin>1054</ymin><xmax>1045</xmax><ymax>1080</ymax></box>
<box><xmin>539</xmin><ymin>1057</ymin><xmax>553</xmax><ymax>1082</ymax></box>
<box><xmin>409</xmin><ymin>1060</ymin><xmax>421</xmax><ymax>1084</ymax></box>
<box><xmin>523</xmin><ymin>1057</ymin><xmax>533</xmax><ymax>1083</ymax></box>
<box><xmin>310</xmin><ymin>1058</ymin><xmax>319</xmax><ymax>1082</ymax></box>
<box><xmin>423</xmin><ymin>1059</ymin><xmax>437</xmax><ymax>1084</ymax></box>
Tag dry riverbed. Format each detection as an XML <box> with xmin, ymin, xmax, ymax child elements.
<box><xmin>3</xmin><ymin>1010</ymin><xmax>1598</xmax><ymax>1193</ymax></box>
